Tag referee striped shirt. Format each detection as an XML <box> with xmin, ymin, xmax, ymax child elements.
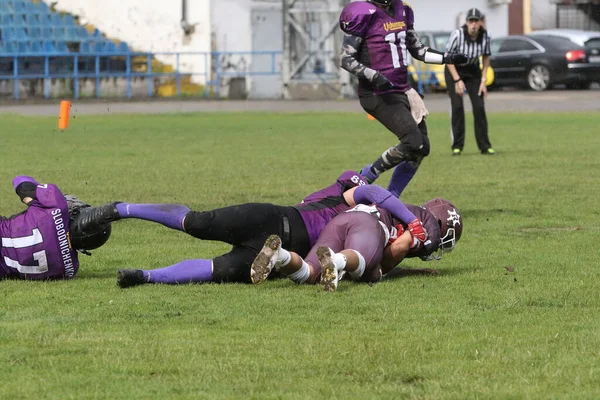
<box><xmin>446</xmin><ymin>26</ymin><xmax>491</xmax><ymax>68</ymax></box>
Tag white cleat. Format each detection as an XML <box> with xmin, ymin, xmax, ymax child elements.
<box><xmin>251</xmin><ymin>235</ymin><xmax>282</xmax><ymax>284</ymax></box>
<box><xmin>317</xmin><ymin>246</ymin><xmax>339</xmax><ymax>292</ymax></box>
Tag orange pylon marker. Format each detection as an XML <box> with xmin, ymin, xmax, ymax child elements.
<box><xmin>367</xmin><ymin>114</ymin><xmax>376</xmax><ymax>120</ymax></box>
<box><xmin>58</xmin><ymin>100</ymin><xmax>71</xmax><ymax>130</ymax></box>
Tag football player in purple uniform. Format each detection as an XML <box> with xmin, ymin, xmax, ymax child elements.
<box><xmin>78</xmin><ymin>171</ymin><xmax>428</xmax><ymax>288</ymax></box>
<box><xmin>338</xmin><ymin>0</ymin><xmax>468</xmax><ymax>193</ymax></box>
<box><xmin>251</xmin><ymin>198</ymin><xmax>462</xmax><ymax>291</ymax></box>
<box><xmin>0</xmin><ymin>176</ymin><xmax>112</xmax><ymax>281</ymax></box>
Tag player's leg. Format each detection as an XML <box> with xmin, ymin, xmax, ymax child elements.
<box><xmin>117</xmin><ymin>258</ymin><xmax>213</xmax><ymax>288</ymax></box>
<box><xmin>445</xmin><ymin>67</ymin><xmax>466</xmax><ymax>154</ymax></box>
<box><xmin>464</xmin><ymin>76</ymin><xmax>492</xmax><ymax>153</ymax></box>
<box><xmin>77</xmin><ymin>202</ymin><xmax>190</xmax><ymax>233</ymax></box>
<box><xmin>385</xmin><ymin>120</ymin><xmax>428</xmax><ymax>197</ymax></box>
<box><xmin>318</xmin><ymin>212</ymin><xmax>386</xmax><ymax>291</ymax></box>
<box><xmin>359</xmin><ymin>93</ymin><xmax>427</xmax><ymax>184</ymax></box>
<box><xmin>251</xmin><ymin>235</ymin><xmax>316</xmax><ymax>285</ymax></box>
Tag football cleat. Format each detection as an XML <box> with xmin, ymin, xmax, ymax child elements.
<box><xmin>452</xmin><ymin>148</ymin><xmax>462</xmax><ymax>156</ymax></box>
<box><xmin>250</xmin><ymin>235</ymin><xmax>282</xmax><ymax>284</ymax></box>
<box><xmin>317</xmin><ymin>246</ymin><xmax>339</xmax><ymax>292</ymax></box>
<box><xmin>481</xmin><ymin>148</ymin><xmax>496</xmax><ymax>155</ymax></box>
<box><xmin>117</xmin><ymin>269</ymin><xmax>147</xmax><ymax>288</ymax></box>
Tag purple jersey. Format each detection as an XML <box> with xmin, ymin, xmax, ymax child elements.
<box><xmin>0</xmin><ymin>177</ymin><xmax>79</xmax><ymax>280</ymax></box>
<box><xmin>293</xmin><ymin>170</ymin><xmax>368</xmax><ymax>247</ymax></box>
<box><xmin>339</xmin><ymin>0</ymin><xmax>414</xmax><ymax>95</ymax></box>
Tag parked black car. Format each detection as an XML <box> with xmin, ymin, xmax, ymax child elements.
<box><xmin>489</xmin><ymin>34</ymin><xmax>600</xmax><ymax>90</ymax></box>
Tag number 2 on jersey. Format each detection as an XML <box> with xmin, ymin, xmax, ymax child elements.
<box><xmin>384</xmin><ymin>31</ymin><xmax>408</xmax><ymax>68</ymax></box>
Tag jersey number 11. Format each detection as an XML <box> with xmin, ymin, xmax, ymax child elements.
<box><xmin>384</xmin><ymin>31</ymin><xmax>408</xmax><ymax>68</ymax></box>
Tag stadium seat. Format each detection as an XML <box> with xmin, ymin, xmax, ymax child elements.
<box><xmin>42</xmin><ymin>26</ymin><xmax>53</xmax><ymax>39</ymax></box>
<box><xmin>1</xmin><ymin>14</ymin><xmax>12</xmax><ymax>25</ymax></box>
<box><xmin>94</xmin><ymin>41</ymin><xmax>106</xmax><ymax>53</ymax></box>
<box><xmin>30</xmin><ymin>41</ymin><xmax>43</xmax><ymax>53</ymax></box>
<box><xmin>5</xmin><ymin>41</ymin><xmax>17</xmax><ymax>54</ymax></box>
<box><xmin>12</xmin><ymin>14</ymin><xmax>27</xmax><ymax>27</ymax></box>
<box><xmin>13</xmin><ymin>2</ymin><xmax>26</xmax><ymax>13</ymax></box>
<box><xmin>14</xmin><ymin>27</ymin><xmax>28</xmax><ymax>41</ymax></box>
<box><xmin>80</xmin><ymin>41</ymin><xmax>91</xmax><ymax>53</ymax></box>
<box><xmin>76</xmin><ymin>25</ymin><xmax>89</xmax><ymax>39</ymax></box>
<box><xmin>105</xmin><ymin>41</ymin><xmax>117</xmax><ymax>53</ymax></box>
<box><xmin>25</xmin><ymin>13</ymin><xmax>41</xmax><ymax>25</ymax></box>
<box><xmin>117</xmin><ymin>42</ymin><xmax>130</xmax><ymax>53</ymax></box>
<box><xmin>36</xmin><ymin>2</ymin><xmax>50</xmax><ymax>13</ymax></box>
<box><xmin>65</xmin><ymin>26</ymin><xmax>78</xmax><ymax>41</ymax></box>
<box><xmin>62</xmin><ymin>14</ymin><xmax>75</xmax><ymax>26</ymax></box>
<box><xmin>50</xmin><ymin>13</ymin><xmax>61</xmax><ymax>25</ymax></box>
<box><xmin>39</xmin><ymin>14</ymin><xmax>52</xmax><ymax>25</ymax></box>
<box><xmin>2</xmin><ymin>28</ymin><xmax>15</xmax><ymax>41</ymax></box>
<box><xmin>43</xmin><ymin>40</ymin><xmax>57</xmax><ymax>54</ymax></box>
<box><xmin>54</xmin><ymin>27</ymin><xmax>66</xmax><ymax>40</ymax></box>
<box><xmin>55</xmin><ymin>41</ymin><xmax>68</xmax><ymax>53</ymax></box>
<box><xmin>0</xmin><ymin>42</ymin><xmax>6</xmax><ymax>54</ymax></box>
<box><xmin>18</xmin><ymin>41</ymin><xmax>30</xmax><ymax>53</ymax></box>
<box><xmin>28</xmin><ymin>26</ymin><xmax>42</xmax><ymax>39</ymax></box>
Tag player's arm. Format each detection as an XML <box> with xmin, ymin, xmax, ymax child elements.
<box><xmin>13</xmin><ymin>176</ymin><xmax>39</xmax><ymax>205</ymax></box>
<box><xmin>343</xmin><ymin>185</ymin><xmax>427</xmax><ymax>248</ymax></box>
<box><xmin>381</xmin><ymin>230</ymin><xmax>412</xmax><ymax>274</ymax></box>
<box><xmin>339</xmin><ymin>34</ymin><xmax>378</xmax><ymax>82</ymax></box>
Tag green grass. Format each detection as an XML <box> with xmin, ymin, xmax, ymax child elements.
<box><xmin>1</xmin><ymin>111</ymin><xmax>600</xmax><ymax>399</ymax></box>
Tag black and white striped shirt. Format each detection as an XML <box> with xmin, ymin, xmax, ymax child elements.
<box><xmin>446</xmin><ymin>26</ymin><xmax>491</xmax><ymax>68</ymax></box>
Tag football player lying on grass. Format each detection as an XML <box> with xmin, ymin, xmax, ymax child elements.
<box><xmin>251</xmin><ymin>198</ymin><xmax>463</xmax><ymax>292</ymax></box>
<box><xmin>1</xmin><ymin>176</ymin><xmax>112</xmax><ymax>281</ymax></box>
<box><xmin>75</xmin><ymin>170</ymin><xmax>430</xmax><ymax>288</ymax></box>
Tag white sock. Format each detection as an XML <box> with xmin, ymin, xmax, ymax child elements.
<box><xmin>277</xmin><ymin>247</ymin><xmax>291</xmax><ymax>267</ymax></box>
<box><xmin>288</xmin><ymin>260</ymin><xmax>310</xmax><ymax>284</ymax></box>
<box><xmin>330</xmin><ymin>248</ymin><xmax>347</xmax><ymax>272</ymax></box>
<box><xmin>348</xmin><ymin>250</ymin><xmax>366</xmax><ymax>279</ymax></box>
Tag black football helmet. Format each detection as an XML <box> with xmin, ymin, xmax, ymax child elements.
<box><xmin>422</xmin><ymin>198</ymin><xmax>463</xmax><ymax>256</ymax></box>
<box><xmin>66</xmin><ymin>194</ymin><xmax>112</xmax><ymax>251</ymax></box>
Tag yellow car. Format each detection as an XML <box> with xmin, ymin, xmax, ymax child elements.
<box><xmin>407</xmin><ymin>31</ymin><xmax>494</xmax><ymax>90</ymax></box>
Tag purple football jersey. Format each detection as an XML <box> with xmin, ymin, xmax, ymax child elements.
<box><xmin>293</xmin><ymin>170</ymin><xmax>368</xmax><ymax>247</ymax></box>
<box><xmin>0</xmin><ymin>177</ymin><xmax>79</xmax><ymax>280</ymax></box>
<box><xmin>339</xmin><ymin>0</ymin><xmax>414</xmax><ymax>95</ymax></box>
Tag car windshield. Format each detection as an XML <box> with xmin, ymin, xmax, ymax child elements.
<box><xmin>433</xmin><ymin>33</ymin><xmax>451</xmax><ymax>50</ymax></box>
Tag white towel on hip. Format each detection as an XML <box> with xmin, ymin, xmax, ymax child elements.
<box><xmin>406</xmin><ymin>88</ymin><xmax>429</xmax><ymax>124</ymax></box>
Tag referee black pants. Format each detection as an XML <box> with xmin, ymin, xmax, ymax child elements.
<box><xmin>445</xmin><ymin>66</ymin><xmax>492</xmax><ymax>152</ymax></box>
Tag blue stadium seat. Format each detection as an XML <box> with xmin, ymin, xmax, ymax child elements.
<box><xmin>1</xmin><ymin>14</ymin><xmax>11</xmax><ymax>25</ymax></box>
<box><xmin>24</xmin><ymin>13</ymin><xmax>40</xmax><ymax>25</ymax></box>
<box><xmin>13</xmin><ymin>2</ymin><xmax>26</xmax><ymax>13</ymax></box>
<box><xmin>65</xmin><ymin>26</ymin><xmax>78</xmax><ymax>41</ymax></box>
<box><xmin>62</xmin><ymin>14</ymin><xmax>75</xmax><ymax>26</ymax></box>
<box><xmin>39</xmin><ymin>13</ymin><xmax>52</xmax><ymax>25</ymax></box>
<box><xmin>42</xmin><ymin>26</ymin><xmax>53</xmax><ymax>39</ymax></box>
<box><xmin>30</xmin><ymin>41</ymin><xmax>43</xmax><ymax>54</ymax></box>
<box><xmin>105</xmin><ymin>41</ymin><xmax>117</xmax><ymax>53</ymax></box>
<box><xmin>117</xmin><ymin>42</ymin><xmax>130</xmax><ymax>53</ymax></box>
<box><xmin>36</xmin><ymin>2</ymin><xmax>50</xmax><ymax>13</ymax></box>
<box><xmin>26</xmin><ymin>1</ymin><xmax>39</xmax><ymax>14</ymax></box>
<box><xmin>12</xmin><ymin>14</ymin><xmax>27</xmax><ymax>27</ymax></box>
<box><xmin>54</xmin><ymin>27</ymin><xmax>65</xmax><ymax>40</ymax></box>
<box><xmin>18</xmin><ymin>41</ymin><xmax>30</xmax><ymax>53</ymax></box>
<box><xmin>0</xmin><ymin>42</ymin><xmax>6</xmax><ymax>54</ymax></box>
<box><xmin>50</xmin><ymin>13</ymin><xmax>61</xmax><ymax>25</ymax></box>
<box><xmin>76</xmin><ymin>25</ymin><xmax>89</xmax><ymax>39</ymax></box>
<box><xmin>15</xmin><ymin>27</ymin><xmax>28</xmax><ymax>41</ymax></box>
<box><xmin>55</xmin><ymin>41</ymin><xmax>68</xmax><ymax>53</ymax></box>
<box><xmin>28</xmin><ymin>26</ymin><xmax>42</xmax><ymax>39</ymax></box>
<box><xmin>43</xmin><ymin>40</ymin><xmax>57</xmax><ymax>54</ymax></box>
<box><xmin>2</xmin><ymin>28</ymin><xmax>14</xmax><ymax>41</ymax></box>
<box><xmin>94</xmin><ymin>41</ymin><xmax>106</xmax><ymax>53</ymax></box>
<box><xmin>5</xmin><ymin>41</ymin><xmax>17</xmax><ymax>54</ymax></box>
<box><xmin>80</xmin><ymin>41</ymin><xmax>91</xmax><ymax>53</ymax></box>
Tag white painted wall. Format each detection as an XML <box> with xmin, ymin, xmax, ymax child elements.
<box><xmin>50</xmin><ymin>0</ymin><xmax>211</xmax><ymax>83</ymax></box>
<box><xmin>409</xmin><ymin>0</ymin><xmax>510</xmax><ymax>38</ymax></box>
<box><xmin>530</xmin><ymin>0</ymin><xmax>556</xmax><ymax>31</ymax></box>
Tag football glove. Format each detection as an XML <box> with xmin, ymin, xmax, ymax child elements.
<box><xmin>408</xmin><ymin>218</ymin><xmax>427</xmax><ymax>249</ymax></box>
<box><xmin>373</xmin><ymin>72</ymin><xmax>394</xmax><ymax>91</ymax></box>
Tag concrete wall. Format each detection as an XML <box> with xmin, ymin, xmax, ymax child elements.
<box><xmin>50</xmin><ymin>0</ymin><xmax>212</xmax><ymax>83</ymax></box>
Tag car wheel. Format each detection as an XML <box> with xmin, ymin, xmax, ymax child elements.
<box><xmin>527</xmin><ymin>65</ymin><xmax>551</xmax><ymax>91</ymax></box>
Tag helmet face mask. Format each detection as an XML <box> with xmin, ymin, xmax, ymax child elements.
<box><xmin>422</xmin><ymin>198</ymin><xmax>463</xmax><ymax>258</ymax></box>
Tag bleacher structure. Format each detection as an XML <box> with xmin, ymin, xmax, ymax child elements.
<box><xmin>0</xmin><ymin>0</ymin><xmax>208</xmax><ymax>99</ymax></box>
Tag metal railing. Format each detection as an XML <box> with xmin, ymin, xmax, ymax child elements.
<box><xmin>0</xmin><ymin>50</ymin><xmax>439</xmax><ymax>99</ymax></box>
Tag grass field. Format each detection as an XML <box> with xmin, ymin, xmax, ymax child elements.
<box><xmin>1</xmin><ymin>110</ymin><xmax>600</xmax><ymax>399</ymax></box>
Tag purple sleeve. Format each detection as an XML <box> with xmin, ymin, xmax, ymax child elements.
<box><xmin>31</xmin><ymin>183</ymin><xmax>67</xmax><ymax>210</ymax></box>
<box><xmin>337</xmin><ymin>170</ymin><xmax>368</xmax><ymax>188</ymax></box>
<box><xmin>353</xmin><ymin>185</ymin><xmax>417</xmax><ymax>224</ymax></box>
<box><xmin>12</xmin><ymin>175</ymin><xmax>39</xmax><ymax>189</ymax></box>
<box><xmin>404</xmin><ymin>3</ymin><xmax>415</xmax><ymax>28</ymax></box>
<box><xmin>339</xmin><ymin>2</ymin><xmax>372</xmax><ymax>37</ymax></box>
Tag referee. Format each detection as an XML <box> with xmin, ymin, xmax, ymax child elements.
<box><xmin>445</xmin><ymin>8</ymin><xmax>495</xmax><ymax>156</ymax></box>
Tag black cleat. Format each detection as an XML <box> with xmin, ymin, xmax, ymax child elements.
<box><xmin>117</xmin><ymin>269</ymin><xmax>147</xmax><ymax>288</ymax></box>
